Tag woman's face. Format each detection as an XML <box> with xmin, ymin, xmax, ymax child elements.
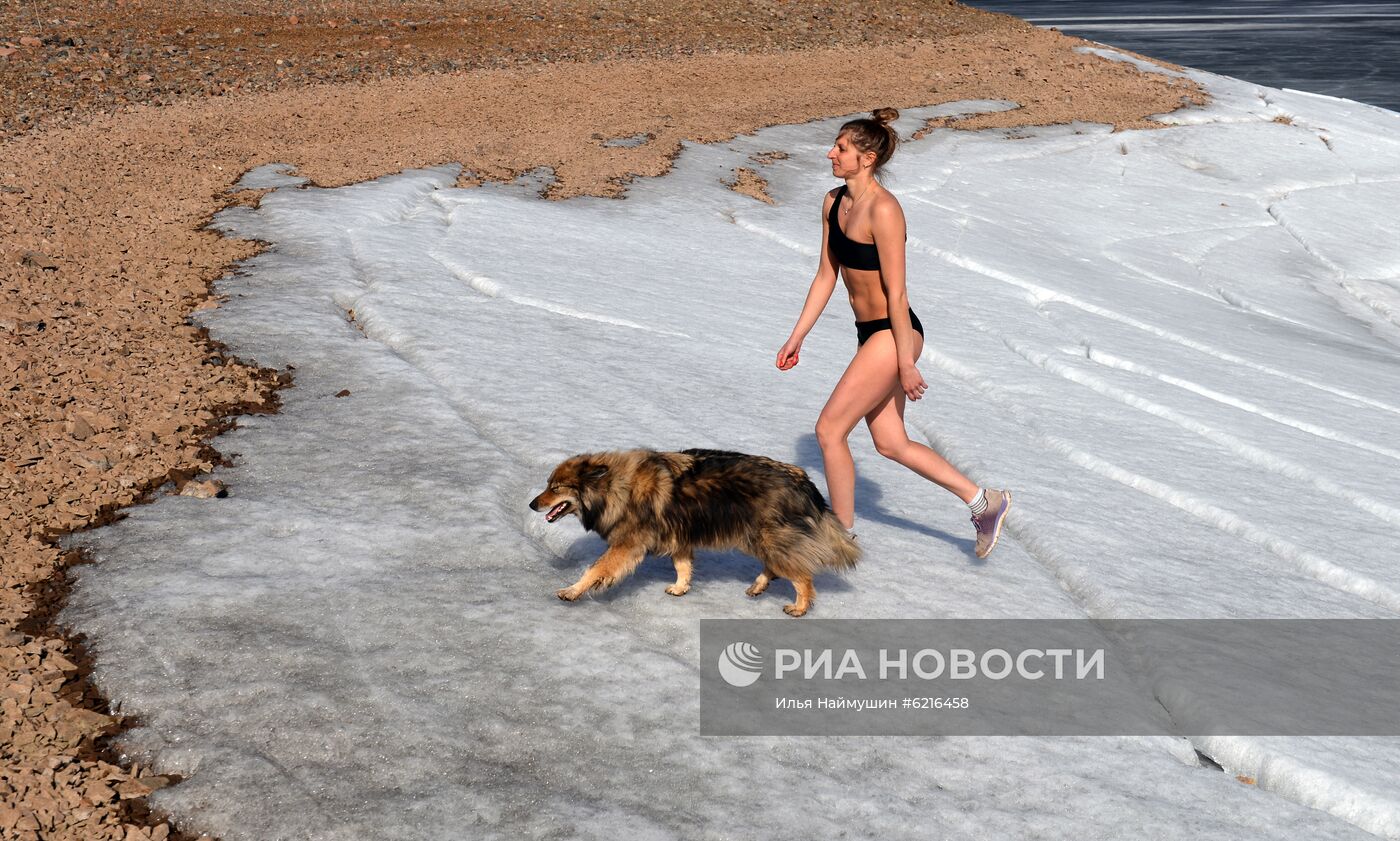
<box><xmin>828</xmin><ymin>131</ymin><xmax>872</xmax><ymax>178</ymax></box>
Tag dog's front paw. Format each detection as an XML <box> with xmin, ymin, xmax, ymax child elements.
<box><xmin>782</xmin><ymin>603</ymin><xmax>808</xmax><ymax>617</ymax></box>
<box><xmin>745</xmin><ymin>583</ymin><xmax>768</xmax><ymax>597</ymax></box>
<box><xmin>665</xmin><ymin>583</ymin><xmax>690</xmax><ymax>597</ymax></box>
<box><xmin>557</xmin><ymin>587</ymin><xmax>581</xmax><ymax>601</ymax></box>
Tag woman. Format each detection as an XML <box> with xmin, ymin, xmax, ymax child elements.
<box><xmin>775</xmin><ymin>108</ymin><xmax>1011</xmax><ymax>558</ymax></box>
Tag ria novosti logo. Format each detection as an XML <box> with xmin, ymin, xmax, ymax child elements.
<box><xmin>717</xmin><ymin>640</ymin><xmax>1108</xmax><ymax>687</ymax></box>
<box><xmin>717</xmin><ymin>641</ymin><xmax>764</xmax><ymax>687</ymax></box>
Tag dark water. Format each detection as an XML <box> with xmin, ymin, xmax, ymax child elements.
<box><xmin>962</xmin><ymin>1</ymin><xmax>1400</xmax><ymax>112</ymax></box>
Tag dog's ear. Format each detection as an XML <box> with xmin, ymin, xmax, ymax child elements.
<box><xmin>583</xmin><ymin>462</ymin><xmax>610</xmax><ymax>482</ymax></box>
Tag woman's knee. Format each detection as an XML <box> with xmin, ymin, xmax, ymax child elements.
<box><xmin>815</xmin><ymin>415</ymin><xmax>850</xmax><ymax>450</ymax></box>
<box><xmin>872</xmin><ymin>435</ymin><xmax>908</xmax><ymax>462</ymax></box>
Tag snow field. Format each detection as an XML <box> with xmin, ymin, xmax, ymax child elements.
<box><xmin>64</xmin><ymin>59</ymin><xmax>1400</xmax><ymax>839</ymax></box>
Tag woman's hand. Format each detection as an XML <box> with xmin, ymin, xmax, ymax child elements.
<box><xmin>776</xmin><ymin>337</ymin><xmax>803</xmax><ymax>371</ymax></box>
<box><xmin>900</xmin><ymin>363</ymin><xmax>928</xmax><ymax>401</ymax></box>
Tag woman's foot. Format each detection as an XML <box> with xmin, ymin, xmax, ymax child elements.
<box><xmin>970</xmin><ymin>489</ymin><xmax>1012</xmax><ymax>558</ymax></box>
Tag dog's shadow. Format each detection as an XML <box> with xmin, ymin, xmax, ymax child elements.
<box><xmin>550</xmin><ymin>535</ymin><xmax>856</xmax><ymax>602</ymax></box>
<box><xmin>792</xmin><ymin>433</ymin><xmax>980</xmax><ymax>563</ymax></box>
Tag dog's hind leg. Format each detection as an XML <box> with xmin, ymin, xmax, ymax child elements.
<box><xmin>783</xmin><ymin>574</ymin><xmax>815</xmax><ymax>617</ymax></box>
<box><xmin>745</xmin><ymin>566</ymin><xmax>776</xmax><ymax>597</ymax></box>
<box><xmin>557</xmin><ymin>543</ymin><xmax>646</xmax><ymax>602</ymax></box>
<box><xmin>666</xmin><ymin>551</ymin><xmax>693</xmax><ymax>596</ymax></box>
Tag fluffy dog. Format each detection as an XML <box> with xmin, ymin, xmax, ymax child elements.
<box><xmin>529</xmin><ymin>448</ymin><xmax>860</xmax><ymax>616</ymax></box>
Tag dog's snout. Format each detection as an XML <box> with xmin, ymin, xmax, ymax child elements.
<box><xmin>529</xmin><ymin>493</ymin><xmax>545</xmax><ymax>511</ymax></box>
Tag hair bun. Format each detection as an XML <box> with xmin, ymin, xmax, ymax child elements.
<box><xmin>871</xmin><ymin>107</ymin><xmax>899</xmax><ymax>125</ymax></box>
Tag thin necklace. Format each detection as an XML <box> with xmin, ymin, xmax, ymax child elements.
<box><xmin>843</xmin><ymin>181</ymin><xmax>874</xmax><ymax>214</ymax></box>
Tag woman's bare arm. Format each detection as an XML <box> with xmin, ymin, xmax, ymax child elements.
<box><xmin>778</xmin><ymin>191</ymin><xmax>842</xmax><ymax>368</ymax></box>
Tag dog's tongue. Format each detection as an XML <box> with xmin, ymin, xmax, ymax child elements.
<box><xmin>546</xmin><ymin>502</ymin><xmax>568</xmax><ymax>522</ymax></box>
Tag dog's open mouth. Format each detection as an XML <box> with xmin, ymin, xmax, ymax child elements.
<box><xmin>545</xmin><ymin>501</ymin><xmax>572</xmax><ymax>523</ymax></box>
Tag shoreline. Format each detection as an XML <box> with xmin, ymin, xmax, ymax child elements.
<box><xmin>0</xmin><ymin>10</ymin><xmax>1202</xmax><ymax>839</ymax></box>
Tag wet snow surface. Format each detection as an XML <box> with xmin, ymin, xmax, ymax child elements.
<box><xmin>66</xmin><ymin>56</ymin><xmax>1400</xmax><ymax>840</ymax></box>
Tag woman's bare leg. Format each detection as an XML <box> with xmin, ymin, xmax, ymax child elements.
<box><xmin>815</xmin><ymin>332</ymin><xmax>912</xmax><ymax>529</ymax></box>
<box><xmin>865</xmin><ymin>382</ymin><xmax>980</xmax><ymax>503</ymax></box>
<box><xmin>861</xmin><ymin>331</ymin><xmax>980</xmax><ymax>502</ymax></box>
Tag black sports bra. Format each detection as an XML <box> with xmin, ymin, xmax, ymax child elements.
<box><xmin>827</xmin><ymin>184</ymin><xmax>881</xmax><ymax>271</ymax></box>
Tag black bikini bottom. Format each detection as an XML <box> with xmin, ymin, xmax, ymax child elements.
<box><xmin>856</xmin><ymin>308</ymin><xmax>924</xmax><ymax>346</ymax></box>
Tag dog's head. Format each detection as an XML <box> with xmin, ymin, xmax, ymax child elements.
<box><xmin>529</xmin><ymin>455</ymin><xmax>611</xmax><ymax>525</ymax></box>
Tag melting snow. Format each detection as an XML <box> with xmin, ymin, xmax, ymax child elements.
<box><xmin>65</xmin><ymin>57</ymin><xmax>1400</xmax><ymax>840</ymax></box>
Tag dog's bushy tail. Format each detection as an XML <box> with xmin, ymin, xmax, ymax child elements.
<box><xmin>766</xmin><ymin>512</ymin><xmax>860</xmax><ymax>583</ymax></box>
<box><xmin>815</xmin><ymin>511</ymin><xmax>861</xmax><ymax>571</ymax></box>
<box><xmin>792</xmin><ymin>469</ymin><xmax>859</xmax><ymax>571</ymax></box>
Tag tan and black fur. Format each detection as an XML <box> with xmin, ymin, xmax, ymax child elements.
<box><xmin>529</xmin><ymin>449</ymin><xmax>861</xmax><ymax>616</ymax></box>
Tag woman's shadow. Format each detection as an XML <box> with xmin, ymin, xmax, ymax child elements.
<box><xmin>792</xmin><ymin>432</ymin><xmax>979</xmax><ymax>562</ymax></box>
